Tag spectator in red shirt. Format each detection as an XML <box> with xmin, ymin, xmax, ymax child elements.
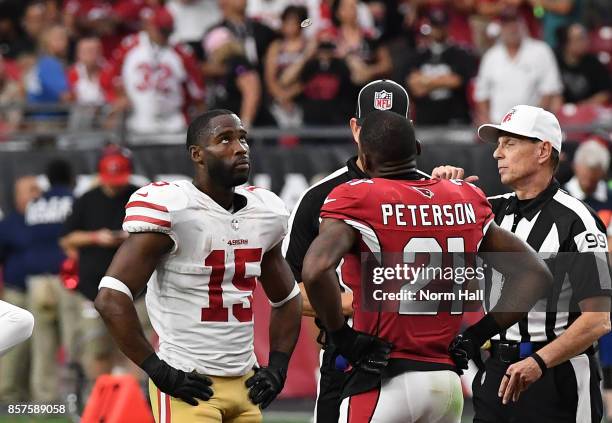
<box><xmin>67</xmin><ymin>37</ymin><xmax>106</xmax><ymax>129</ymax></box>
<box><xmin>281</xmin><ymin>30</ymin><xmax>354</xmax><ymax>126</ymax></box>
<box><xmin>67</xmin><ymin>37</ymin><xmax>105</xmax><ymax>106</ymax></box>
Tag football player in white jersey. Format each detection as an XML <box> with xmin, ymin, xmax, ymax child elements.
<box><xmin>0</xmin><ymin>300</ymin><xmax>34</xmax><ymax>356</ymax></box>
<box><xmin>95</xmin><ymin>109</ymin><xmax>302</xmax><ymax>422</ymax></box>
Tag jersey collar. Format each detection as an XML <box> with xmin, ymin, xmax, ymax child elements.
<box><xmin>346</xmin><ymin>156</ymin><xmax>369</xmax><ymax>179</ymax></box>
<box><xmin>187</xmin><ymin>181</ymin><xmax>248</xmax><ymax>215</ymax></box>
<box><xmin>345</xmin><ymin>156</ymin><xmax>422</xmax><ymax>181</ymax></box>
<box><xmin>506</xmin><ymin>179</ymin><xmax>560</xmax><ymax>220</ymax></box>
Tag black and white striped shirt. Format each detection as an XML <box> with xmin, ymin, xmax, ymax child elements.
<box><xmin>282</xmin><ymin>157</ymin><xmax>368</xmax><ymax>286</ymax></box>
<box><xmin>487</xmin><ymin>179</ymin><xmax>612</xmax><ymax>342</ymax></box>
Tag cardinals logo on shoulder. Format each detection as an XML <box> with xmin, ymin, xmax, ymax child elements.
<box><xmin>412</xmin><ymin>187</ymin><xmax>434</xmax><ymax>199</ymax></box>
<box><xmin>374</xmin><ymin>90</ymin><xmax>393</xmax><ymax>111</ymax></box>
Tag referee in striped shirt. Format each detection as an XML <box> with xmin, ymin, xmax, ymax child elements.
<box><xmin>282</xmin><ymin>79</ymin><xmax>417</xmax><ymax>423</ymax></box>
<box><xmin>444</xmin><ymin>105</ymin><xmax>612</xmax><ymax>422</ymax></box>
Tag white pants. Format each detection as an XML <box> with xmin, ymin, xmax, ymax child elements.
<box><xmin>0</xmin><ymin>300</ymin><xmax>34</xmax><ymax>356</ymax></box>
<box><xmin>338</xmin><ymin>370</ymin><xmax>463</xmax><ymax>423</ymax></box>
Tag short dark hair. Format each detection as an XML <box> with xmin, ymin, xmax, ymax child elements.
<box><xmin>46</xmin><ymin>158</ymin><xmax>73</xmax><ymax>186</ymax></box>
<box><xmin>186</xmin><ymin>109</ymin><xmax>235</xmax><ymax>149</ymax></box>
<box><xmin>550</xmin><ymin>148</ymin><xmax>560</xmax><ymax>173</ymax></box>
<box><xmin>281</xmin><ymin>5</ymin><xmax>308</xmax><ymax>23</ymax></box>
<box><xmin>359</xmin><ymin>110</ymin><xmax>418</xmax><ymax>163</ymax></box>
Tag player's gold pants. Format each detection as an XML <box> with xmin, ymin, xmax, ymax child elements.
<box><xmin>149</xmin><ymin>371</ymin><xmax>262</xmax><ymax>423</ymax></box>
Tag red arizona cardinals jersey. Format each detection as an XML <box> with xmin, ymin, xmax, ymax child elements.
<box><xmin>321</xmin><ymin>177</ymin><xmax>493</xmax><ymax>366</ymax></box>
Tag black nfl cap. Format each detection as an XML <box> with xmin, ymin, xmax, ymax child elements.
<box><xmin>356</xmin><ymin>79</ymin><xmax>410</xmax><ymax>123</ymax></box>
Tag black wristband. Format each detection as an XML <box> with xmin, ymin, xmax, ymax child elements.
<box><xmin>463</xmin><ymin>314</ymin><xmax>502</xmax><ymax>348</ymax></box>
<box><xmin>268</xmin><ymin>351</ymin><xmax>290</xmax><ymax>371</ymax></box>
<box><xmin>140</xmin><ymin>353</ymin><xmax>162</xmax><ymax>375</ymax></box>
<box><xmin>530</xmin><ymin>352</ymin><xmax>547</xmax><ymax>376</ymax></box>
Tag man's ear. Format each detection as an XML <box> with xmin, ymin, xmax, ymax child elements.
<box><xmin>350</xmin><ymin>118</ymin><xmax>360</xmax><ymax>145</ymax></box>
<box><xmin>189</xmin><ymin>145</ymin><xmax>204</xmax><ymax>164</ymax></box>
<box><xmin>538</xmin><ymin>141</ymin><xmax>553</xmax><ymax>165</ymax></box>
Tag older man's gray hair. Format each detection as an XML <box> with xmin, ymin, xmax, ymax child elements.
<box><xmin>573</xmin><ymin>140</ymin><xmax>610</xmax><ymax>172</ymax></box>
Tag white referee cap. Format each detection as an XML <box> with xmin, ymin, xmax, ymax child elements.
<box><xmin>478</xmin><ymin>105</ymin><xmax>563</xmax><ymax>152</ymax></box>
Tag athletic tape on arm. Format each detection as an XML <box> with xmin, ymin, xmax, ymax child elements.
<box><xmin>99</xmin><ymin>276</ymin><xmax>134</xmax><ymax>301</ymax></box>
<box><xmin>269</xmin><ymin>282</ymin><xmax>300</xmax><ymax>308</ymax></box>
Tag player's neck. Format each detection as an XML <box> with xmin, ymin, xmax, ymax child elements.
<box><xmin>356</xmin><ymin>157</ymin><xmax>365</xmax><ymax>172</ymax></box>
<box><xmin>193</xmin><ymin>178</ymin><xmax>235</xmax><ymax>210</ymax></box>
<box><xmin>371</xmin><ymin>159</ymin><xmax>418</xmax><ymax>179</ymax></box>
<box><xmin>512</xmin><ymin>172</ymin><xmax>554</xmax><ymax>200</ymax></box>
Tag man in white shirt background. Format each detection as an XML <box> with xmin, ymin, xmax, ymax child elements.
<box><xmin>474</xmin><ymin>7</ymin><xmax>563</xmax><ymax>125</ymax></box>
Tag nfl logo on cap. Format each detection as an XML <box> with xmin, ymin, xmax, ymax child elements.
<box><xmin>374</xmin><ymin>90</ymin><xmax>393</xmax><ymax>111</ymax></box>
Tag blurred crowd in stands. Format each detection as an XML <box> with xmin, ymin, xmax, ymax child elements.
<box><xmin>0</xmin><ymin>0</ymin><xmax>609</xmax><ymax>139</ymax></box>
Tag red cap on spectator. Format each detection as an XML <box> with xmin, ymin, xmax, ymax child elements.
<box><xmin>99</xmin><ymin>153</ymin><xmax>132</xmax><ymax>186</ymax></box>
<box><xmin>145</xmin><ymin>7</ymin><xmax>174</xmax><ymax>30</ymax></box>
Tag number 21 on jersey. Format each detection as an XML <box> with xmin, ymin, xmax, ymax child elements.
<box><xmin>201</xmin><ymin>248</ymin><xmax>262</xmax><ymax>323</ymax></box>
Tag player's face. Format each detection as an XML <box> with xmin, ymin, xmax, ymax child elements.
<box><xmin>202</xmin><ymin>114</ymin><xmax>250</xmax><ymax>187</ymax></box>
<box><xmin>493</xmin><ymin>135</ymin><xmax>543</xmax><ymax>186</ymax></box>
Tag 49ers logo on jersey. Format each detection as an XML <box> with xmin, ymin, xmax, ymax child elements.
<box><xmin>227</xmin><ymin>239</ymin><xmax>248</xmax><ymax>246</ymax></box>
<box><xmin>412</xmin><ymin>187</ymin><xmax>434</xmax><ymax>198</ymax></box>
<box><xmin>374</xmin><ymin>90</ymin><xmax>393</xmax><ymax>111</ymax></box>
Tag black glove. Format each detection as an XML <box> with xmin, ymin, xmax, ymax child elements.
<box><xmin>449</xmin><ymin>314</ymin><xmax>502</xmax><ymax>374</ymax></box>
<box><xmin>328</xmin><ymin>323</ymin><xmax>392</xmax><ymax>374</ymax></box>
<box><xmin>245</xmin><ymin>351</ymin><xmax>289</xmax><ymax>409</ymax></box>
<box><xmin>141</xmin><ymin>353</ymin><xmax>213</xmax><ymax>406</ymax></box>
<box><xmin>448</xmin><ymin>334</ymin><xmax>480</xmax><ymax>374</ymax></box>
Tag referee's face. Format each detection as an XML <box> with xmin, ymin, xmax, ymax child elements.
<box><xmin>493</xmin><ymin>135</ymin><xmax>542</xmax><ymax>186</ymax></box>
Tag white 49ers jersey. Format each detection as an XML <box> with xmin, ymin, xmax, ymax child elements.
<box><xmin>123</xmin><ymin>180</ymin><xmax>289</xmax><ymax>376</ymax></box>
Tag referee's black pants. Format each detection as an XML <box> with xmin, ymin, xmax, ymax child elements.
<box><xmin>473</xmin><ymin>354</ymin><xmax>603</xmax><ymax>423</ymax></box>
<box><xmin>315</xmin><ymin>346</ymin><xmax>349</xmax><ymax>423</ymax></box>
